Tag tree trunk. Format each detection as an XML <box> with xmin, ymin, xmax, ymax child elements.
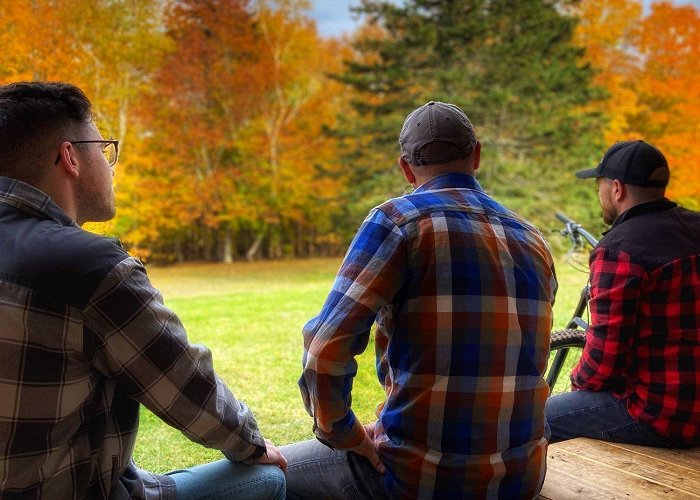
<box><xmin>174</xmin><ymin>236</ymin><xmax>185</xmax><ymax>263</ymax></box>
<box><xmin>246</xmin><ymin>229</ymin><xmax>265</xmax><ymax>262</ymax></box>
<box><xmin>221</xmin><ymin>226</ymin><xmax>233</xmax><ymax>263</ymax></box>
<box><xmin>268</xmin><ymin>223</ymin><xmax>282</xmax><ymax>259</ymax></box>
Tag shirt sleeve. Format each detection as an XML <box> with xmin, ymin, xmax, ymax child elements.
<box><xmin>299</xmin><ymin>208</ymin><xmax>406</xmax><ymax>450</ymax></box>
<box><xmin>571</xmin><ymin>245</ymin><xmax>645</xmax><ymax>394</ymax></box>
<box><xmin>82</xmin><ymin>257</ymin><xmax>266</xmax><ymax>463</ymax></box>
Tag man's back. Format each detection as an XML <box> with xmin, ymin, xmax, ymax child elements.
<box><xmin>372</xmin><ymin>173</ymin><xmax>555</xmax><ymax>497</ymax></box>
<box><xmin>0</xmin><ymin>80</ymin><xmax>286</xmax><ymax>500</ymax></box>
<box><xmin>572</xmin><ymin>200</ymin><xmax>700</xmax><ymax>442</ymax></box>
<box><xmin>289</xmin><ymin>101</ymin><xmax>555</xmax><ymax>500</ymax></box>
<box><xmin>0</xmin><ymin>179</ymin><xmax>139</xmax><ymax>498</ymax></box>
<box><xmin>0</xmin><ymin>177</ymin><xmax>270</xmax><ymax>499</ymax></box>
<box><xmin>297</xmin><ymin>173</ymin><xmax>556</xmax><ymax>498</ymax></box>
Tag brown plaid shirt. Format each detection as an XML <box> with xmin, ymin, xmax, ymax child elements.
<box><xmin>0</xmin><ymin>178</ymin><xmax>266</xmax><ymax>499</ymax></box>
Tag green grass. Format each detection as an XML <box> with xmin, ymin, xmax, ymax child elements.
<box><xmin>133</xmin><ymin>255</ymin><xmax>589</xmax><ymax>473</ymax></box>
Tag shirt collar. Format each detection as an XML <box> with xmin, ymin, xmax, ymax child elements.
<box><xmin>609</xmin><ymin>198</ymin><xmax>677</xmax><ymax>230</ymax></box>
<box><xmin>0</xmin><ymin>176</ymin><xmax>77</xmax><ymax>227</ymax></box>
<box><xmin>413</xmin><ymin>173</ymin><xmax>484</xmax><ymax>193</ymax></box>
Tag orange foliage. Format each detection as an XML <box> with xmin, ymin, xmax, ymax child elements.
<box><xmin>575</xmin><ymin>0</ymin><xmax>700</xmax><ymax>208</ymax></box>
<box><xmin>631</xmin><ymin>3</ymin><xmax>700</xmax><ymax>206</ymax></box>
<box><xmin>3</xmin><ymin>0</ymin><xmax>696</xmax><ymax>259</ymax></box>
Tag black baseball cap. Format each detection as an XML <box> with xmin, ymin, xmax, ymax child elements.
<box><xmin>575</xmin><ymin>140</ymin><xmax>669</xmax><ymax>187</ymax></box>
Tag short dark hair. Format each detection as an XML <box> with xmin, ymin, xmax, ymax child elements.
<box><xmin>0</xmin><ymin>81</ymin><xmax>93</xmax><ymax>184</ymax></box>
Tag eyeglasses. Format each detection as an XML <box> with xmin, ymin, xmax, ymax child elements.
<box><xmin>54</xmin><ymin>139</ymin><xmax>120</xmax><ymax>168</ymax></box>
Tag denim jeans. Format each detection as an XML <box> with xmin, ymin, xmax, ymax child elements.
<box><xmin>545</xmin><ymin>389</ymin><xmax>675</xmax><ymax>446</ymax></box>
<box><xmin>281</xmin><ymin>439</ymin><xmax>389</xmax><ymax>500</ymax></box>
<box><xmin>167</xmin><ymin>459</ymin><xmax>285</xmax><ymax>500</ymax></box>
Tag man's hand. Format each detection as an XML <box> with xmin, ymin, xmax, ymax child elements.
<box><xmin>352</xmin><ymin>424</ymin><xmax>385</xmax><ymax>474</ymax></box>
<box><xmin>248</xmin><ymin>439</ymin><xmax>288</xmax><ymax>473</ymax></box>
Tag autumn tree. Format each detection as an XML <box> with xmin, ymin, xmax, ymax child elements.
<box><xmin>127</xmin><ymin>0</ymin><xmax>351</xmax><ymax>261</ymax></box>
<box><xmin>0</xmin><ymin>1</ymin><xmax>81</xmax><ymax>82</ymax></box>
<box><xmin>233</xmin><ymin>0</ymin><xmax>350</xmax><ymax>259</ymax></box>
<box><xmin>572</xmin><ymin>0</ymin><xmax>642</xmax><ymax>143</ymax></box>
<box><xmin>0</xmin><ymin>0</ymin><xmax>169</xmax><ymax>240</ymax></box>
<box><xmin>574</xmin><ymin>0</ymin><xmax>700</xmax><ymax>210</ymax></box>
<box><xmin>128</xmin><ymin>0</ymin><xmax>265</xmax><ymax>261</ymax></box>
<box><xmin>628</xmin><ymin>2</ymin><xmax>700</xmax><ymax>209</ymax></box>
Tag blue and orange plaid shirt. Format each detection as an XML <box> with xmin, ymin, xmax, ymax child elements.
<box><xmin>299</xmin><ymin>173</ymin><xmax>557</xmax><ymax>499</ymax></box>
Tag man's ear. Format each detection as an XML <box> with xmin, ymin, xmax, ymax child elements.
<box><xmin>398</xmin><ymin>156</ymin><xmax>416</xmax><ymax>186</ymax></box>
<box><xmin>472</xmin><ymin>141</ymin><xmax>482</xmax><ymax>171</ymax></box>
<box><xmin>56</xmin><ymin>141</ymin><xmax>80</xmax><ymax>178</ymax></box>
<box><xmin>612</xmin><ymin>179</ymin><xmax>626</xmax><ymax>202</ymax></box>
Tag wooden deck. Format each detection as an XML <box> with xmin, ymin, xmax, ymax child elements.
<box><xmin>538</xmin><ymin>438</ymin><xmax>700</xmax><ymax>499</ymax></box>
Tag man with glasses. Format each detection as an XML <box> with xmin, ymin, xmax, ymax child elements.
<box><xmin>0</xmin><ymin>81</ymin><xmax>286</xmax><ymax>499</ymax></box>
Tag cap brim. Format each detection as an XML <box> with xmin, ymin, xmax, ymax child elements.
<box><xmin>574</xmin><ymin>167</ymin><xmax>599</xmax><ymax>179</ymax></box>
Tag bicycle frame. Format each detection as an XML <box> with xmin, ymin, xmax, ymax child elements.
<box><xmin>546</xmin><ymin>213</ymin><xmax>600</xmax><ymax>392</ymax></box>
<box><xmin>546</xmin><ymin>283</ymin><xmax>590</xmax><ymax>389</ymax></box>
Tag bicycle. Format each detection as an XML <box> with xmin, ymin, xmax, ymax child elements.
<box><xmin>546</xmin><ymin>212</ymin><xmax>600</xmax><ymax>395</ymax></box>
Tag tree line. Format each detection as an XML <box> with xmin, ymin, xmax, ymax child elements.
<box><xmin>0</xmin><ymin>0</ymin><xmax>697</xmax><ymax>262</ymax></box>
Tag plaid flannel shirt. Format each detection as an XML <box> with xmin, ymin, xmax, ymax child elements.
<box><xmin>571</xmin><ymin>199</ymin><xmax>700</xmax><ymax>444</ymax></box>
<box><xmin>0</xmin><ymin>178</ymin><xmax>266</xmax><ymax>499</ymax></box>
<box><xmin>299</xmin><ymin>173</ymin><xmax>557</xmax><ymax>499</ymax></box>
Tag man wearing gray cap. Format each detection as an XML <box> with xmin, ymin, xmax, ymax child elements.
<box><xmin>283</xmin><ymin>101</ymin><xmax>557</xmax><ymax>498</ymax></box>
<box><xmin>546</xmin><ymin>140</ymin><xmax>700</xmax><ymax>447</ymax></box>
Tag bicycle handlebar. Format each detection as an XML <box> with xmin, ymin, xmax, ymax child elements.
<box><xmin>555</xmin><ymin>212</ymin><xmax>600</xmax><ymax>248</ymax></box>
<box><xmin>555</xmin><ymin>212</ymin><xmax>575</xmax><ymax>224</ymax></box>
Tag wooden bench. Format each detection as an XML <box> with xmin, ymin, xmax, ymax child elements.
<box><xmin>538</xmin><ymin>438</ymin><xmax>700</xmax><ymax>499</ymax></box>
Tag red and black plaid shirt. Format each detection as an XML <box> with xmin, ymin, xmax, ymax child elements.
<box><xmin>571</xmin><ymin>199</ymin><xmax>700</xmax><ymax>444</ymax></box>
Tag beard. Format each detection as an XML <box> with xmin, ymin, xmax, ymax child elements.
<box><xmin>75</xmin><ymin>180</ymin><xmax>116</xmax><ymax>225</ymax></box>
<box><xmin>602</xmin><ymin>205</ymin><xmax>617</xmax><ymax>225</ymax></box>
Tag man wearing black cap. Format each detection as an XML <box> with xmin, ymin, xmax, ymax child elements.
<box><xmin>546</xmin><ymin>140</ymin><xmax>700</xmax><ymax>447</ymax></box>
<box><xmin>283</xmin><ymin>101</ymin><xmax>557</xmax><ymax>498</ymax></box>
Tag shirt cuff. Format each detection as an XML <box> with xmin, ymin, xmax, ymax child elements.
<box><xmin>314</xmin><ymin>416</ymin><xmax>365</xmax><ymax>451</ymax></box>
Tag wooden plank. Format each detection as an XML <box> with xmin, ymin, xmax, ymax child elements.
<box><xmin>555</xmin><ymin>438</ymin><xmax>700</xmax><ymax>493</ymax></box>
<box><xmin>545</xmin><ymin>446</ymin><xmax>684</xmax><ymax>499</ymax></box>
<box><xmin>606</xmin><ymin>441</ymin><xmax>700</xmax><ymax>470</ymax></box>
<box><xmin>539</xmin><ymin>439</ymin><xmax>700</xmax><ymax>500</ymax></box>
<box><xmin>539</xmin><ymin>464</ymin><xmax>639</xmax><ymax>500</ymax></box>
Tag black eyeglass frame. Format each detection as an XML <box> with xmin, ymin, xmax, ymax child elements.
<box><xmin>54</xmin><ymin>139</ymin><xmax>120</xmax><ymax>167</ymax></box>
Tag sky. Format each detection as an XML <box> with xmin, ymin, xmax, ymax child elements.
<box><xmin>307</xmin><ymin>0</ymin><xmax>700</xmax><ymax>38</ymax></box>
<box><xmin>308</xmin><ymin>0</ymin><xmax>364</xmax><ymax>38</ymax></box>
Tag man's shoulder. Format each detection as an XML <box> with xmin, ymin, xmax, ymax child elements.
<box><xmin>374</xmin><ymin>185</ymin><xmax>517</xmax><ymax>227</ymax></box>
<box><xmin>605</xmin><ymin>204</ymin><xmax>700</xmax><ymax>239</ymax></box>
<box><xmin>36</xmin><ymin>218</ymin><xmax>127</xmax><ymax>263</ymax></box>
<box><xmin>0</xmin><ymin>218</ymin><xmax>129</xmax><ymax>308</ymax></box>
<box><xmin>598</xmin><ymin>205</ymin><xmax>700</xmax><ymax>265</ymax></box>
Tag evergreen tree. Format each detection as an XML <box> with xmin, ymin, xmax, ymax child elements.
<box><xmin>337</xmin><ymin>0</ymin><xmax>604</xmax><ymax>232</ymax></box>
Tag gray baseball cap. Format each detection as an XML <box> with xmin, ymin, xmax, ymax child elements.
<box><xmin>399</xmin><ymin>101</ymin><xmax>477</xmax><ymax>166</ymax></box>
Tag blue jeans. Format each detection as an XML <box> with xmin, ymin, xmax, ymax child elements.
<box><xmin>281</xmin><ymin>439</ymin><xmax>388</xmax><ymax>500</ymax></box>
<box><xmin>167</xmin><ymin>459</ymin><xmax>285</xmax><ymax>500</ymax></box>
<box><xmin>546</xmin><ymin>390</ymin><xmax>676</xmax><ymax>446</ymax></box>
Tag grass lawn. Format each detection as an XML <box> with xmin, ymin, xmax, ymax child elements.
<box><xmin>133</xmin><ymin>254</ymin><xmax>590</xmax><ymax>473</ymax></box>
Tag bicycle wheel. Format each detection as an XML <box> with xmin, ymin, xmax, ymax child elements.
<box><xmin>550</xmin><ymin>328</ymin><xmax>587</xmax><ymax>349</ymax></box>
<box><xmin>546</xmin><ymin>328</ymin><xmax>586</xmax><ymax>396</ymax></box>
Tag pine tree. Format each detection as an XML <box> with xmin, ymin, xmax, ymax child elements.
<box><xmin>338</xmin><ymin>0</ymin><xmax>605</xmax><ymax>229</ymax></box>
